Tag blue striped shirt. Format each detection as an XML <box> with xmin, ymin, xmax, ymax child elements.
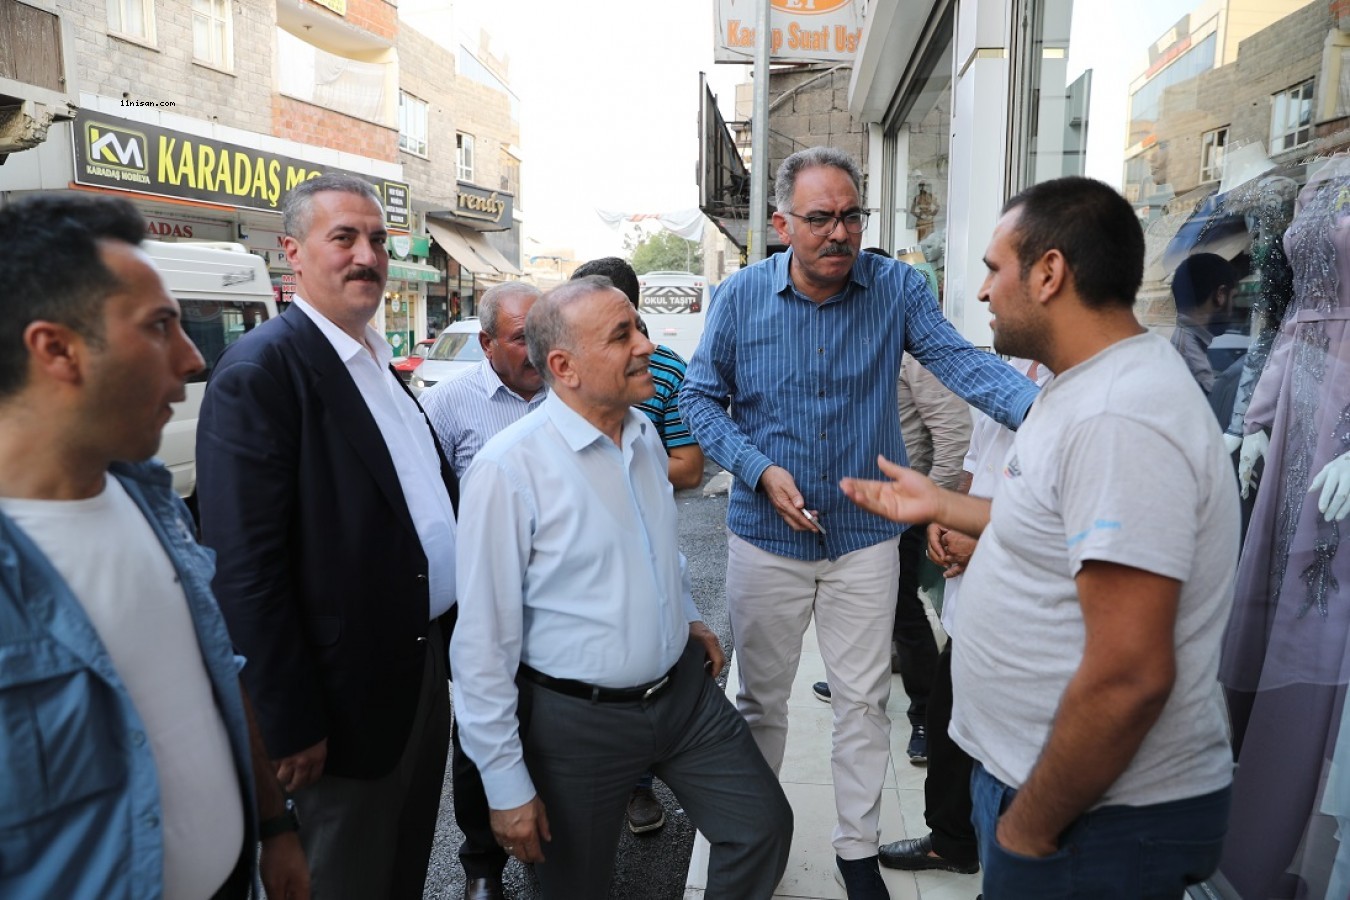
<box><xmin>637</xmin><ymin>344</ymin><xmax>697</xmax><ymax>451</ymax></box>
<box><xmin>421</xmin><ymin>359</ymin><xmax>547</xmax><ymax>477</ymax></box>
<box><xmin>680</xmin><ymin>249</ymin><xmax>1039</xmax><ymax>561</ymax></box>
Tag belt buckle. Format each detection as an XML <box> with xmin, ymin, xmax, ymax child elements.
<box><xmin>642</xmin><ymin>675</ymin><xmax>670</xmax><ymax>701</ymax></box>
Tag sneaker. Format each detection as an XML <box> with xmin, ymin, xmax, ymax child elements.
<box><xmin>625</xmin><ymin>786</ymin><xmax>665</xmax><ymax>834</ymax></box>
<box><xmin>813</xmin><ymin>681</ymin><xmax>832</xmax><ymax>702</ymax></box>
<box><xmin>834</xmin><ymin>855</ymin><xmax>890</xmax><ymax>899</ymax></box>
<box><xmin>906</xmin><ymin>724</ymin><xmax>928</xmax><ymax>765</ymax></box>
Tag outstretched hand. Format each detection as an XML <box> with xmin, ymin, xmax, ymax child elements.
<box><xmin>840</xmin><ymin>456</ymin><xmax>942</xmax><ymax>525</ymax></box>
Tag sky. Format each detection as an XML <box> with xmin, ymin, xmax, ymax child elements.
<box><xmin>401</xmin><ymin>0</ymin><xmax>1194</xmax><ymax>261</ymax></box>
<box><xmin>405</xmin><ymin>0</ymin><xmax>745</xmax><ymax>262</ymax></box>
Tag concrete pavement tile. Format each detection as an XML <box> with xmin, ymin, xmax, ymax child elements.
<box><xmin>778</xmin><ymin>705</ymin><xmax>898</xmax><ymax>789</ymax></box>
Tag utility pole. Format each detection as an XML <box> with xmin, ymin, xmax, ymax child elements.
<box><xmin>747</xmin><ymin>0</ymin><xmax>771</xmax><ymax>263</ymax></box>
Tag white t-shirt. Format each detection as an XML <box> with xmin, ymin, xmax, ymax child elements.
<box><xmin>943</xmin><ymin>358</ymin><xmax>1051</xmax><ymax>637</ymax></box>
<box><xmin>951</xmin><ymin>333</ymin><xmax>1237</xmax><ymax>808</ymax></box>
<box><xmin>0</xmin><ymin>479</ymin><xmax>244</xmax><ymax>898</ymax></box>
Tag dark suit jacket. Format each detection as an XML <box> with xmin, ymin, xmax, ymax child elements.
<box><xmin>197</xmin><ymin>304</ymin><xmax>458</xmax><ymax>779</ymax></box>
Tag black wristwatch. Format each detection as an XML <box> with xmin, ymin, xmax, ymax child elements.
<box><xmin>259</xmin><ymin>798</ymin><xmax>301</xmax><ymax>840</ymax></box>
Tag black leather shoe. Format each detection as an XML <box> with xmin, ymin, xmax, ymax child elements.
<box><xmin>834</xmin><ymin>855</ymin><xmax>890</xmax><ymax>899</ymax></box>
<box><xmin>878</xmin><ymin>834</ymin><xmax>979</xmax><ymax>874</ymax></box>
<box><xmin>464</xmin><ymin>875</ymin><xmax>505</xmax><ymax>900</ymax></box>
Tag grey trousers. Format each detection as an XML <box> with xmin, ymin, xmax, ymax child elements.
<box><xmin>292</xmin><ymin>629</ymin><xmax>451</xmax><ymax>900</ymax></box>
<box><xmin>519</xmin><ymin>638</ymin><xmax>793</xmax><ymax>900</ymax></box>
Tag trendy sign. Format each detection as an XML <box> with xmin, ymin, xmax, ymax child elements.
<box><xmin>714</xmin><ymin>0</ymin><xmax>861</xmax><ymax>64</ymax></box>
<box><xmin>73</xmin><ymin>111</ymin><xmax>411</xmax><ymax>230</ymax></box>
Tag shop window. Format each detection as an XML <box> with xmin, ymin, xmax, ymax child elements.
<box><xmin>457</xmin><ymin>133</ymin><xmax>475</xmax><ymax>182</ymax></box>
<box><xmin>1198</xmin><ymin>127</ymin><xmax>1227</xmax><ymax>183</ymax></box>
<box><xmin>501</xmin><ymin>153</ymin><xmax>520</xmax><ymax>201</ymax></box>
<box><xmin>1270</xmin><ymin>79</ymin><xmax>1315</xmax><ymax>153</ymax></box>
<box><xmin>107</xmin><ymin>0</ymin><xmax>155</xmax><ymax>43</ymax></box>
<box><xmin>399</xmin><ymin>92</ymin><xmax>429</xmax><ymax>158</ymax></box>
<box><xmin>192</xmin><ymin>0</ymin><xmax>231</xmax><ymax>70</ymax></box>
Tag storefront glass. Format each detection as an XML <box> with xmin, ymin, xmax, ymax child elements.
<box><xmin>1006</xmin><ymin>2</ymin><xmax>1350</xmax><ymax>895</ymax></box>
<box><xmin>384</xmin><ymin>287</ymin><xmax>416</xmax><ymax>357</ymax></box>
<box><xmin>883</xmin><ymin>6</ymin><xmax>953</xmax><ymax>308</ymax></box>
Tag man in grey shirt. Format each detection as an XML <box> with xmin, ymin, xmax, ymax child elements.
<box><xmin>844</xmin><ymin>177</ymin><xmax>1236</xmax><ymax>898</ymax></box>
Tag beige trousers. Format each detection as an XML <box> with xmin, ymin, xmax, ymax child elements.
<box><xmin>726</xmin><ymin>532</ymin><xmax>901</xmax><ymax>860</ymax></box>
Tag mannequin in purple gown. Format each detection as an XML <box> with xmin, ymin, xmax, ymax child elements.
<box><xmin>1222</xmin><ymin>160</ymin><xmax>1350</xmax><ymax>899</ymax></box>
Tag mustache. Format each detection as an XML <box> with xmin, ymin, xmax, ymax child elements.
<box><xmin>821</xmin><ymin>242</ymin><xmax>854</xmax><ymax>257</ymax></box>
<box><xmin>345</xmin><ymin>268</ymin><xmax>381</xmax><ymax>282</ymax></box>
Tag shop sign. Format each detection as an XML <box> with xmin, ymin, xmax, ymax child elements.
<box><xmin>454</xmin><ymin>181</ymin><xmax>512</xmax><ymax>228</ymax></box>
<box><xmin>144</xmin><ymin>212</ymin><xmax>233</xmax><ymax>242</ymax></box>
<box><xmin>714</xmin><ymin>0</ymin><xmax>861</xmax><ymax>64</ymax></box>
<box><xmin>73</xmin><ymin>110</ymin><xmax>412</xmax><ymax>230</ymax></box>
<box><xmin>309</xmin><ymin>0</ymin><xmax>346</xmax><ymax>15</ymax></box>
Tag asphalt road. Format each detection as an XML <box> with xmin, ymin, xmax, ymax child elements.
<box><xmin>423</xmin><ymin>479</ymin><xmax>733</xmax><ymax>900</ymax></box>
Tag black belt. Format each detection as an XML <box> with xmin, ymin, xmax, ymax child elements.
<box><xmin>518</xmin><ymin>662</ymin><xmax>678</xmax><ymax>703</ymax></box>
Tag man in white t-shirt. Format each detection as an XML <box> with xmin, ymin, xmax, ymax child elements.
<box><xmin>0</xmin><ymin>193</ymin><xmax>307</xmax><ymax>899</ymax></box>
<box><xmin>843</xmin><ymin>176</ymin><xmax>1237</xmax><ymax>898</ymax></box>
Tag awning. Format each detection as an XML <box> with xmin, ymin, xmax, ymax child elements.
<box><xmin>388</xmin><ymin>260</ymin><xmax>442</xmax><ymax>283</ymax></box>
<box><xmin>427</xmin><ymin>221</ymin><xmax>498</xmax><ymax>276</ymax></box>
<box><xmin>467</xmin><ymin>233</ymin><xmax>523</xmax><ymax>276</ymax></box>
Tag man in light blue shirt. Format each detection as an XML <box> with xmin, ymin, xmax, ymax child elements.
<box><xmin>451</xmin><ymin>277</ymin><xmax>792</xmax><ymax>899</ymax></box>
<box><xmin>422</xmin><ymin>280</ymin><xmax>544</xmax><ymax>899</ymax></box>
<box><xmin>680</xmin><ymin>146</ymin><xmax>1038</xmax><ymax>899</ymax></box>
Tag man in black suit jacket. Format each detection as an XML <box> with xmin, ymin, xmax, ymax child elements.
<box><xmin>197</xmin><ymin>173</ymin><xmax>458</xmax><ymax>899</ymax></box>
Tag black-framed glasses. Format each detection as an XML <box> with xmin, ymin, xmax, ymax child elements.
<box><xmin>784</xmin><ymin>210</ymin><xmax>870</xmax><ymax>236</ymax></box>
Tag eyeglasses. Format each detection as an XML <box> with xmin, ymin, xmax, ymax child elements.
<box><xmin>784</xmin><ymin>210</ymin><xmax>870</xmax><ymax>236</ymax></box>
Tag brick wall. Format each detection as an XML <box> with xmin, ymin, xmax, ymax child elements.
<box><xmin>65</xmin><ymin>0</ymin><xmax>273</xmax><ymax>134</ymax></box>
<box><xmin>272</xmin><ymin>95</ymin><xmax>398</xmax><ymax>161</ymax></box>
<box><xmin>766</xmin><ymin>67</ymin><xmax>868</xmax><ymax>184</ymax></box>
<box><xmin>340</xmin><ymin>0</ymin><xmax>396</xmax><ymax>43</ymax></box>
<box><xmin>397</xmin><ymin>26</ymin><xmax>458</xmax><ymax>210</ymax></box>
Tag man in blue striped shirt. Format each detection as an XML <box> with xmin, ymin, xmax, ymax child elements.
<box><xmin>680</xmin><ymin>146</ymin><xmax>1039</xmax><ymax>899</ymax></box>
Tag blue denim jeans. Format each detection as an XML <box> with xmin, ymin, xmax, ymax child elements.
<box><xmin>971</xmin><ymin>763</ymin><xmax>1230</xmax><ymax>899</ymax></box>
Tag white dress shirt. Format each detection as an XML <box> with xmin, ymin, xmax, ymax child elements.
<box><xmin>293</xmin><ymin>297</ymin><xmax>457</xmax><ymax>618</ymax></box>
<box><xmin>451</xmin><ymin>392</ymin><xmax>698</xmax><ymax>809</ymax></box>
<box><xmin>421</xmin><ymin>359</ymin><xmax>548</xmax><ymax>478</ymax></box>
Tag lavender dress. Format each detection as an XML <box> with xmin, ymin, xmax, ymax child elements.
<box><xmin>1219</xmin><ymin>165</ymin><xmax>1350</xmax><ymax>899</ymax></box>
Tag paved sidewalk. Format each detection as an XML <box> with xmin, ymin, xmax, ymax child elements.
<box><xmin>684</xmin><ymin>621</ymin><xmax>982</xmax><ymax>900</ymax></box>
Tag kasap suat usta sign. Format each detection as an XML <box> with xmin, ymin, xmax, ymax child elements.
<box><xmin>714</xmin><ymin>0</ymin><xmax>861</xmax><ymax>64</ymax></box>
<box><xmin>73</xmin><ymin>110</ymin><xmax>411</xmax><ymax>230</ymax></box>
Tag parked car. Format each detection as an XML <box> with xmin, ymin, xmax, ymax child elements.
<box><xmin>409</xmin><ymin>318</ymin><xmax>484</xmax><ymax>395</ymax></box>
<box><xmin>393</xmin><ymin>338</ymin><xmax>436</xmax><ymax>383</ymax></box>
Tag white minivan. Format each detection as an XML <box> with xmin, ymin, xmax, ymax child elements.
<box><xmin>145</xmin><ymin>240</ymin><xmax>277</xmax><ymax>498</ymax></box>
<box><xmin>637</xmin><ymin>271</ymin><xmax>711</xmax><ymax>362</ymax></box>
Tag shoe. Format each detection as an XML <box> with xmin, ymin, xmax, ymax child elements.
<box><xmin>625</xmin><ymin>786</ymin><xmax>665</xmax><ymax>833</ymax></box>
<box><xmin>891</xmin><ymin>640</ymin><xmax>902</xmax><ymax>674</ymax></box>
<box><xmin>834</xmin><ymin>855</ymin><xmax>890</xmax><ymax>899</ymax></box>
<box><xmin>878</xmin><ymin>834</ymin><xmax>979</xmax><ymax>874</ymax></box>
<box><xmin>464</xmin><ymin>875</ymin><xmax>505</xmax><ymax>900</ymax></box>
<box><xmin>906</xmin><ymin>725</ymin><xmax>928</xmax><ymax>765</ymax></box>
<box><xmin>813</xmin><ymin>681</ymin><xmax>832</xmax><ymax>702</ymax></box>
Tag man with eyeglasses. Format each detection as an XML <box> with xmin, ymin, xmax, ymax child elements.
<box><xmin>681</xmin><ymin>146</ymin><xmax>1039</xmax><ymax>900</ymax></box>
